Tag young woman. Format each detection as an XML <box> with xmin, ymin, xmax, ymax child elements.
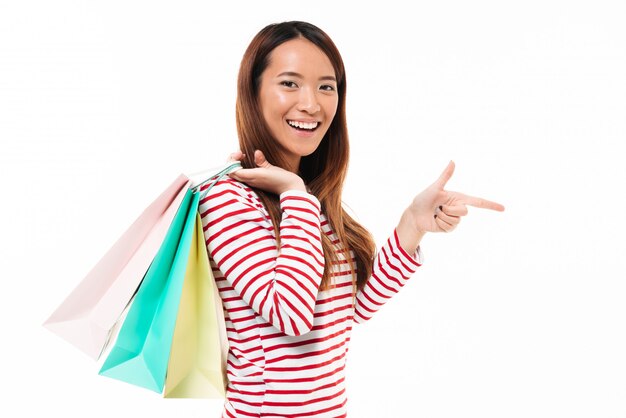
<box><xmin>198</xmin><ymin>21</ymin><xmax>504</xmax><ymax>418</ymax></box>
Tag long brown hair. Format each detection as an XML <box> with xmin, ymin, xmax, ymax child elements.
<box><xmin>235</xmin><ymin>21</ymin><xmax>376</xmax><ymax>292</ymax></box>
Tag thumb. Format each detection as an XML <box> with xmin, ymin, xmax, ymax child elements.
<box><xmin>434</xmin><ymin>160</ymin><xmax>455</xmax><ymax>189</ymax></box>
<box><xmin>254</xmin><ymin>150</ymin><xmax>271</xmax><ymax>168</ymax></box>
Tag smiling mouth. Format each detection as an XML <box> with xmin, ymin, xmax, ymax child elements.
<box><xmin>287</xmin><ymin>120</ymin><xmax>320</xmax><ymax>131</ymax></box>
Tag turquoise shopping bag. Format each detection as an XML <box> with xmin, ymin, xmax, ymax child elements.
<box><xmin>98</xmin><ymin>188</ymin><xmax>200</xmax><ymax>393</ymax></box>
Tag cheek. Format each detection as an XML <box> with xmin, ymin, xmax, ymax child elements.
<box><xmin>262</xmin><ymin>97</ymin><xmax>287</xmax><ymax>129</ymax></box>
<box><xmin>260</xmin><ymin>88</ymin><xmax>289</xmax><ymax>120</ymax></box>
<box><xmin>324</xmin><ymin>98</ymin><xmax>339</xmax><ymax>122</ymax></box>
<box><xmin>269</xmin><ymin>90</ymin><xmax>290</xmax><ymax>111</ymax></box>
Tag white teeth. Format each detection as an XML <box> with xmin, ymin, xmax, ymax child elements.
<box><xmin>287</xmin><ymin>120</ymin><xmax>318</xmax><ymax>130</ymax></box>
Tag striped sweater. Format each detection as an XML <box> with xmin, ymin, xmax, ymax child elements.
<box><xmin>198</xmin><ymin>178</ymin><xmax>423</xmax><ymax>418</ymax></box>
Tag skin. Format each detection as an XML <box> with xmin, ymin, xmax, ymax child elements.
<box><xmin>229</xmin><ymin>38</ymin><xmax>505</xmax><ymax>255</ymax></box>
<box><xmin>258</xmin><ymin>38</ymin><xmax>338</xmax><ymax>174</ymax></box>
<box><xmin>231</xmin><ymin>38</ymin><xmax>335</xmax><ymax>194</ymax></box>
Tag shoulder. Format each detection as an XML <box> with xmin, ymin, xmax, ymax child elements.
<box><xmin>198</xmin><ymin>176</ymin><xmax>267</xmax><ymax>214</ymax></box>
<box><xmin>201</xmin><ymin>176</ymin><xmax>251</xmax><ymax>199</ymax></box>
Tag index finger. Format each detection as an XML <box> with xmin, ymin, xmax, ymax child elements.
<box><xmin>456</xmin><ymin>192</ymin><xmax>505</xmax><ymax>212</ymax></box>
<box><xmin>227</xmin><ymin>150</ymin><xmax>245</xmax><ymax>163</ymax></box>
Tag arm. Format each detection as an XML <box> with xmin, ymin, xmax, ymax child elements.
<box><xmin>202</xmin><ymin>178</ymin><xmax>324</xmax><ymax>336</ymax></box>
<box><xmin>353</xmin><ymin>227</ymin><xmax>423</xmax><ymax>323</ymax></box>
<box><xmin>395</xmin><ymin>209</ymin><xmax>426</xmax><ymax>256</ymax></box>
<box><xmin>354</xmin><ymin>160</ymin><xmax>506</xmax><ymax>323</ymax></box>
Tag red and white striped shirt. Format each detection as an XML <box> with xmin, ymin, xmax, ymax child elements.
<box><xmin>199</xmin><ymin>178</ymin><xmax>422</xmax><ymax>418</ymax></box>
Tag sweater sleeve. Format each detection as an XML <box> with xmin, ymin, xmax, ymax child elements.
<box><xmin>353</xmin><ymin>228</ymin><xmax>423</xmax><ymax>323</ymax></box>
<box><xmin>200</xmin><ymin>179</ymin><xmax>325</xmax><ymax>336</ymax></box>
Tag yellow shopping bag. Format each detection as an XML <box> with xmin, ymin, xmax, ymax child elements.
<box><xmin>164</xmin><ymin>212</ymin><xmax>229</xmax><ymax>398</ymax></box>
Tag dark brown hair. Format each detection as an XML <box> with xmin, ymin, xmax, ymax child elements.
<box><xmin>235</xmin><ymin>21</ymin><xmax>376</xmax><ymax>291</ymax></box>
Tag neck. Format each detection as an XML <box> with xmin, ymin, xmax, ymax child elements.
<box><xmin>285</xmin><ymin>156</ymin><xmax>301</xmax><ymax>174</ymax></box>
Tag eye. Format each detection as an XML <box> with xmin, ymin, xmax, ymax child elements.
<box><xmin>280</xmin><ymin>80</ymin><xmax>298</xmax><ymax>88</ymax></box>
<box><xmin>320</xmin><ymin>84</ymin><xmax>336</xmax><ymax>92</ymax></box>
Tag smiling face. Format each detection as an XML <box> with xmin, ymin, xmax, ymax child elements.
<box><xmin>258</xmin><ymin>37</ymin><xmax>339</xmax><ymax>173</ymax></box>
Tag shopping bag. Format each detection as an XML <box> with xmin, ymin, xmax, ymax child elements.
<box><xmin>163</xmin><ymin>212</ymin><xmax>228</xmax><ymax>398</ymax></box>
<box><xmin>98</xmin><ymin>188</ymin><xmax>199</xmax><ymax>393</ymax></box>
<box><xmin>98</xmin><ymin>162</ymin><xmax>239</xmax><ymax>394</ymax></box>
<box><xmin>43</xmin><ymin>175</ymin><xmax>191</xmax><ymax>359</ymax></box>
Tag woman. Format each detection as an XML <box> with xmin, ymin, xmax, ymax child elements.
<box><xmin>198</xmin><ymin>21</ymin><xmax>504</xmax><ymax>418</ymax></box>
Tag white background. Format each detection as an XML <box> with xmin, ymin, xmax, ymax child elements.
<box><xmin>1</xmin><ymin>0</ymin><xmax>625</xmax><ymax>417</ymax></box>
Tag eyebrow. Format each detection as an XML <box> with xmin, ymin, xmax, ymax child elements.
<box><xmin>277</xmin><ymin>71</ymin><xmax>337</xmax><ymax>82</ymax></box>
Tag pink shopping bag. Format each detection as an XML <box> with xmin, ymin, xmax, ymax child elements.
<box><xmin>43</xmin><ymin>175</ymin><xmax>191</xmax><ymax>359</ymax></box>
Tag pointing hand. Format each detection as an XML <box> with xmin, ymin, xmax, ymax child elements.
<box><xmin>404</xmin><ymin>161</ymin><xmax>505</xmax><ymax>234</ymax></box>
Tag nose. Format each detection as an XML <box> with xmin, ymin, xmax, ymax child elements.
<box><xmin>296</xmin><ymin>87</ymin><xmax>320</xmax><ymax>114</ymax></box>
